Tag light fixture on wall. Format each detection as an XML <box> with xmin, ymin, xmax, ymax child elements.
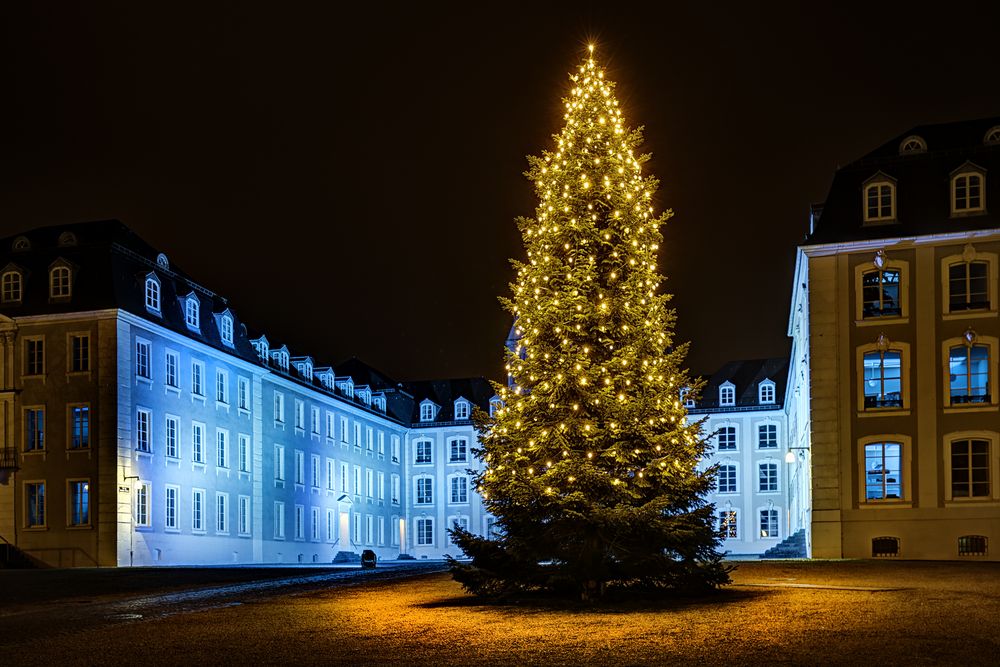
<box><xmin>785</xmin><ymin>447</ymin><xmax>809</xmax><ymax>464</ymax></box>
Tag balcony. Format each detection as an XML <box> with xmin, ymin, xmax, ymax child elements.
<box><xmin>0</xmin><ymin>446</ymin><xmax>18</xmax><ymax>484</ymax></box>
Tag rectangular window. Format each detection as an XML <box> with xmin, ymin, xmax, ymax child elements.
<box><xmin>865</xmin><ymin>442</ymin><xmax>902</xmax><ymax>500</ymax></box>
<box><xmin>295</xmin><ymin>400</ymin><xmax>305</xmax><ymax>430</ymax></box>
<box><xmin>216</xmin><ymin>369</ymin><xmax>228</xmax><ymax>404</ymax></box>
<box><xmin>192</xmin><ymin>422</ymin><xmax>205</xmax><ymax>463</ymax></box>
<box><xmin>135</xmin><ymin>339</ymin><xmax>150</xmax><ymax>380</ymax></box>
<box><xmin>416</xmin><ymin>440</ymin><xmax>432</xmax><ymax>464</ymax></box>
<box><xmin>378</xmin><ymin>431</ymin><xmax>385</xmax><ymax>457</ymax></box>
<box><xmin>718</xmin><ymin>510</ymin><xmax>737</xmax><ymax>539</ymax></box>
<box><xmin>26</xmin><ymin>482</ymin><xmax>45</xmax><ymax>527</ymax></box>
<box><xmin>326</xmin><ymin>412</ymin><xmax>335</xmax><ymax>439</ymax></box>
<box><xmin>951</xmin><ymin>439</ymin><xmax>990</xmax><ymax>498</ymax></box>
<box><xmin>239</xmin><ymin>434</ymin><xmax>250</xmax><ymax>473</ymax></box>
<box><xmin>716</xmin><ymin>427</ymin><xmax>736</xmax><ymax>451</ymax></box>
<box><xmin>378</xmin><ymin>472</ymin><xmax>385</xmax><ymax>501</ymax></box>
<box><xmin>392</xmin><ymin>436</ymin><xmax>400</xmax><ymax>463</ymax></box>
<box><xmin>165</xmin><ymin>415</ymin><xmax>179</xmax><ymax>458</ymax></box>
<box><xmin>239</xmin><ymin>495</ymin><xmax>251</xmax><ymax>536</ymax></box>
<box><xmin>366</xmin><ymin>468</ymin><xmax>373</xmax><ymax>498</ymax></box>
<box><xmin>353</xmin><ymin>513</ymin><xmax>361</xmax><ymax>543</ymax></box>
<box><xmin>274</xmin><ymin>501</ymin><xmax>285</xmax><ymax>539</ymax></box>
<box><xmin>311</xmin><ymin>407</ymin><xmax>320</xmax><ymax>434</ymax></box>
<box><xmin>758</xmin><ymin>424</ymin><xmax>778</xmax><ymax>449</ymax></box>
<box><xmin>165</xmin><ymin>350</ymin><xmax>179</xmax><ymax>388</ymax></box>
<box><xmin>326</xmin><ymin>509</ymin><xmax>335</xmax><ymax>542</ymax></box>
<box><xmin>25</xmin><ymin>338</ymin><xmax>45</xmax><ymax>376</ymax></box>
<box><xmin>136</xmin><ymin>408</ymin><xmax>151</xmax><ymax>453</ymax></box>
<box><xmin>758</xmin><ymin>462</ymin><xmax>778</xmax><ymax>492</ymax></box>
<box><xmin>238</xmin><ymin>377</ymin><xmax>250</xmax><ymax>411</ymax></box>
<box><xmin>949</xmin><ymin>344</ymin><xmax>990</xmax><ymax>404</ymax></box>
<box><xmin>165</xmin><ymin>485</ymin><xmax>179</xmax><ymax>531</ymax></box>
<box><xmin>274</xmin><ymin>445</ymin><xmax>285</xmax><ymax>481</ymax></box>
<box><xmin>274</xmin><ymin>392</ymin><xmax>285</xmax><ymax>423</ymax></box>
<box><xmin>136</xmin><ymin>482</ymin><xmax>151</xmax><ymax>527</ymax></box>
<box><xmin>216</xmin><ymin>429</ymin><xmax>228</xmax><ymax>468</ymax></box>
<box><xmin>311</xmin><ymin>454</ymin><xmax>321</xmax><ymax>488</ymax></box>
<box><xmin>416</xmin><ymin>477</ymin><xmax>433</xmax><ymax>505</ymax></box>
<box><xmin>366</xmin><ymin>514</ymin><xmax>373</xmax><ymax>544</ymax></box>
<box><xmin>379</xmin><ymin>516</ymin><xmax>385</xmax><ymax>546</ymax></box>
<box><xmin>216</xmin><ymin>493</ymin><xmax>228</xmax><ymax>534</ymax></box>
<box><xmin>70</xmin><ymin>405</ymin><xmax>90</xmax><ymax>449</ymax></box>
<box><xmin>340</xmin><ymin>416</ymin><xmax>349</xmax><ymax>443</ymax></box>
<box><xmin>295</xmin><ymin>505</ymin><xmax>304</xmax><ymax>540</ymax></box>
<box><xmin>68</xmin><ymin>480</ymin><xmax>90</xmax><ymax>526</ymax></box>
<box><xmin>759</xmin><ymin>509</ymin><xmax>779</xmax><ymax>538</ymax></box>
<box><xmin>954</xmin><ymin>174</ymin><xmax>983</xmax><ymax>211</ymax></box>
<box><xmin>717</xmin><ymin>465</ymin><xmax>737</xmax><ymax>493</ymax></box>
<box><xmin>391</xmin><ymin>474</ymin><xmax>400</xmax><ymax>505</ymax></box>
<box><xmin>311</xmin><ymin>507</ymin><xmax>320</xmax><ymax>541</ymax></box>
<box><xmin>450</xmin><ymin>438</ymin><xmax>468</xmax><ymax>462</ymax></box>
<box><xmin>70</xmin><ymin>335</ymin><xmax>89</xmax><ymax>372</ymax></box>
<box><xmin>366</xmin><ymin>427</ymin><xmax>374</xmax><ymax>451</ymax></box>
<box><xmin>949</xmin><ymin>261</ymin><xmax>990</xmax><ymax>311</ymax></box>
<box><xmin>191</xmin><ymin>360</ymin><xmax>204</xmax><ymax>396</ymax></box>
<box><xmin>450</xmin><ymin>476</ymin><xmax>468</xmax><ymax>503</ymax></box>
<box><xmin>353</xmin><ymin>466</ymin><xmax>362</xmax><ymax>495</ymax></box>
<box><xmin>354</xmin><ymin>422</ymin><xmax>361</xmax><ymax>447</ymax></box>
<box><xmin>25</xmin><ymin>408</ymin><xmax>44</xmax><ymax>451</ymax></box>
<box><xmin>417</xmin><ymin>518</ymin><xmax>434</xmax><ymax>546</ymax></box>
<box><xmin>326</xmin><ymin>458</ymin><xmax>335</xmax><ymax>491</ymax></box>
<box><xmin>448</xmin><ymin>517</ymin><xmax>470</xmax><ymax>546</ymax></box>
<box><xmin>862</xmin><ymin>269</ymin><xmax>901</xmax><ymax>318</ymax></box>
<box><xmin>863</xmin><ymin>350</ymin><xmax>903</xmax><ymax>409</ymax></box>
<box><xmin>295</xmin><ymin>450</ymin><xmax>305</xmax><ymax>485</ymax></box>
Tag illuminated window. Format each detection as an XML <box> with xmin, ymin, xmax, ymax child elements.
<box><xmin>861</xmin><ymin>268</ymin><xmax>901</xmax><ymax>318</ymax></box>
<box><xmin>863</xmin><ymin>178</ymin><xmax>895</xmax><ymax>223</ymax></box>
<box><xmin>863</xmin><ymin>349</ymin><xmax>902</xmax><ymax>409</ymax></box>
<box><xmin>1</xmin><ymin>270</ymin><xmax>23</xmax><ymax>303</ymax></box>
<box><xmin>416</xmin><ymin>517</ymin><xmax>434</xmax><ymax>546</ymax></box>
<box><xmin>717</xmin><ymin>463</ymin><xmax>737</xmax><ymax>493</ymax></box>
<box><xmin>719</xmin><ymin>382</ymin><xmax>735</xmax><ymax>407</ymax></box>
<box><xmin>49</xmin><ymin>265</ymin><xmax>71</xmax><ymax>299</ymax></box>
<box><xmin>759</xmin><ymin>509</ymin><xmax>779</xmax><ymax>538</ymax></box>
<box><xmin>718</xmin><ymin>510</ymin><xmax>737</xmax><ymax>539</ymax></box>
<box><xmin>68</xmin><ymin>480</ymin><xmax>89</xmax><ymax>526</ymax></box>
<box><xmin>948</xmin><ymin>343</ymin><xmax>990</xmax><ymax>405</ymax></box>
<box><xmin>716</xmin><ymin>426</ymin><xmax>737</xmax><ymax>451</ymax></box>
<box><xmin>25</xmin><ymin>408</ymin><xmax>44</xmax><ymax>451</ymax></box>
<box><xmin>758</xmin><ymin>380</ymin><xmax>775</xmax><ymax>405</ymax></box>
<box><xmin>950</xmin><ymin>439</ymin><xmax>990</xmax><ymax>498</ymax></box>
<box><xmin>415</xmin><ymin>440</ymin><xmax>433</xmax><ymax>464</ymax></box>
<box><xmin>758</xmin><ymin>423</ymin><xmax>778</xmax><ymax>449</ymax></box>
<box><xmin>416</xmin><ymin>476</ymin><xmax>433</xmax><ymax>505</ymax></box>
<box><xmin>864</xmin><ymin>442</ymin><xmax>902</xmax><ymax>500</ymax></box>
<box><xmin>183</xmin><ymin>296</ymin><xmax>199</xmax><ymax>330</ymax></box>
<box><xmin>948</xmin><ymin>261</ymin><xmax>990</xmax><ymax>311</ymax></box>
<box><xmin>758</xmin><ymin>462</ymin><xmax>778</xmax><ymax>493</ymax></box>
<box><xmin>70</xmin><ymin>405</ymin><xmax>90</xmax><ymax>449</ymax></box>
<box><xmin>952</xmin><ymin>168</ymin><xmax>985</xmax><ymax>215</ymax></box>
<box><xmin>144</xmin><ymin>275</ymin><xmax>160</xmax><ymax>313</ymax></box>
<box><xmin>136</xmin><ymin>408</ymin><xmax>151</xmax><ymax>453</ymax></box>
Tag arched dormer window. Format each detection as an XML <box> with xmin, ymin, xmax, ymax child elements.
<box><xmin>759</xmin><ymin>379</ymin><xmax>776</xmax><ymax>405</ymax></box>
<box><xmin>156</xmin><ymin>253</ymin><xmax>170</xmax><ymax>270</ymax></box>
<box><xmin>358</xmin><ymin>387</ymin><xmax>371</xmax><ymax>405</ymax></box>
<box><xmin>219</xmin><ymin>313</ymin><xmax>234</xmax><ymax>346</ymax></box>
<box><xmin>719</xmin><ymin>381</ymin><xmax>736</xmax><ymax>407</ymax></box>
<box><xmin>489</xmin><ymin>397</ymin><xmax>503</xmax><ymax>417</ymax></box>
<box><xmin>336</xmin><ymin>377</ymin><xmax>354</xmax><ymax>398</ymax></box>
<box><xmin>49</xmin><ymin>264</ymin><xmax>71</xmax><ymax>299</ymax></box>
<box><xmin>898</xmin><ymin>135</ymin><xmax>927</xmax><ymax>154</ymax></box>
<box><xmin>951</xmin><ymin>163</ymin><xmax>986</xmax><ymax>216</ymax></box>
<box><xmin>863</xmin><ymin>173</ymin><xmax>896</xmax><ymax>224</ymax></box>
<box><xmin>680</xmin><ymin>387</ymin><xmax>695</xmax><ymax>409</ymax></box>
<box><xmin>58</xmin><ymin>231</ymin><xmax>77</xmax><ymax>247</ymax></box>
<box><xmin>454</xmin><ymin>399</ymin><xmax>470</xmax><ymax>420</ymax></box>
<box><xmin>984</xmin><ymin>126</ymin><xmax>1000</xmax><ymax>146</ymax></box>
<box><xmin>250</xmin><ymin>336</ymin><xmax>269</xmax><ymax>362</ymax></box>
<box><xmin>184</xmin><ymin>294</ymin><xmax>200</xmax><ymax>330</ymax></box>
<box><xmin>420</xmin><ymin>401</ymin><xmax>436</xmax><ymax>422</ymax></box>
<box><xmin>144</xmin><ymin>274</ymin><xmax>161</xmax><ymax>313</ymax></box>
<box><xmin>1</xmin><ymin>268</ymin><xmax>23</xmax><ymax>304</ymax></box>
<box><xmin>12</xmin><ymin>236</ymin><xmax>30</xmax><ymax>252</ymax></box>
<box><xmin>372</xmin><ymin>394</ymin><xmax>386</xmax><ymax>412</ymax></box>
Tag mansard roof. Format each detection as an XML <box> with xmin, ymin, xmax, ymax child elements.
<box><xmin>402</xmin><ymin>377</ymin><xmax>495</xmax><ymax>423</ymax></box>
<box><xmin>688</xmin><ymin>356</ymin><xmax>789</xmax><ymax>413</ymax></box>
<box><xmin>808</xmin><ymin>115</ymin><xmax>1000</xmax><ymax>245</ymax></box>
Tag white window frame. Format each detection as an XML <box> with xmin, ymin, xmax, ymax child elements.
<box><xmin>274</xmin><ymin>501</ymin><xmax>285</xmax><ymax>539</ymax></box>
<box><xmin>758</xmin><ymin>380</ymin><xmax>775</xmax><ymax>405</ymax></box>
<box><xmin>135</xmin><ymin>481</ymin><xmax>152</xmax><ymax>527</ymax></box>
<box><xmin>717</xmin><ymin>461</ymin><xmax>738</xmax><ymax>494</ymax></box>
<box><xmin>449</xmin><ymin>474</ymin><xmax>469</xmax><ymax>504</ymax></box>
<box><xmin>144</xmin><ymin>274</ymin><xmax>161</xmax><ymax>313</ymax></box>
<box><xmin>415</xmin><ymin>475</ymin><xmax>434</xmax><ymax>505</ymax></box>
<box><xmin>718</xmin><ymin>382</ymin><xmax>735</xmax><ymax>407</ymax></box>
<box><xmin>216</xmin><ymin>492</ymin><xmax>229</xmax><ymax>535</ymax></box>
<box><xmin>191</xmin><ymin>488</ymin><xmax>206</xmax><ymax>533</ymax></box>
<box><xmin>191</xmin><ymin>360</ymin><xmax>205</xmax><ymax>397</ymax></box>
<box><xmin>238</xmin><ymin>495</ymin><xmax>251</xmax><ymax>536</ymax></box>
<box><xmin>415</xmin><ymin>439</ymin><xmax>433</xmax><ymax>465</ymax></box>
<box><xmin>164</xmin><ymin>484</ymin><xmax>179</xmax><ymax>532</ymax></box>
<box><xmin>165</xmin><ymin>414</ymin><xmax>180</xmax><ymax>459</ymax></box>
<box><xmin>858</xmin><ymin>434</ymin><xmax>912</xmax><ymax>506</ymax></box>
<box><xmin>758</xmin><ymin>460</ymin><xmax>779</xmax><ymax>493</ymax></box>
<box><xmin>192</xmin><ymin>422</ymin><xmax>206</xmax><ymax>464</ymax></box>
<box><xmin>185</xmin><ymin>296</ymin><xmax>200</xmax><ymax>331</ymax></box>
<box><xmin>220</xmin><ymin>314</ymin><xmax>234</xmax><ymax>346</ymax></box>
<box><xmin>135</xmin><ymin>338</ymin><xmax>151</xmax><ymax>381</ymax></box>
<box><xmin>165</xmin><ymin>349</ymin><xmax>180</xmax><ymax>389</ymax></box>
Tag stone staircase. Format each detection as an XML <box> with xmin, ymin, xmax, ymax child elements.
<box><xmin>760</xmin><ymin>529</ymin><xmax>807</xmax><ymax>559</ymax></box>
<box><xmin>0</xmin><ymin>541</ymin><xmax>41</xmax><ymax>569</ymax></box>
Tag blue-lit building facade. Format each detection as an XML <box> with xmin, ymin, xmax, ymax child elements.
<box><xmin>0</xmin><ymin>221</ymin><xmax>496</xmax><ymax>566</ymax></box>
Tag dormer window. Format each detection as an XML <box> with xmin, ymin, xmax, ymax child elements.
<box><xmin>1</xmin><ymin>269</ymin><xmax>23</xmax><ymax>304</ymax></box>
<box><xmin>184</xmin><ymin>295</ymin><xmax>200</xmax><ymax>330</ymax></box>
<box><xmin>270</xmin><ymin>348</ymin><xmax>289</xmax><ymax>372</ymax></box>
<box><xmin>719</xmin><ymin>382</ymin><xmax>735</xmax><ymax>407</ymax></box>
<box><xmin>336</xmin><ymin>378</ymin><xmax>354</xmax><ymax>399</ymax></box>
<box><xmin>863</xmin><ymin>174</ymin><xmax>896</xmax><ymax>223</ymax></box>
<box><xmin>898</xmin><ymin>135</ymin><xmax>926</xmax><ymax>154</ymax></box>
<box><xmin>489</xmin><ymin>397</ymin><xmax>503</xmax><ymax>417</ymax></box>
<box><xmin>759</xmin><ymin>379</ymin><xmax>776</xmax><ymax>405</ymax></box>
<box><xmin>58</xmin><ymin>231</ymin><xmax>77</xmax><ymax>247</ymax></box>
<box><xmin>144</xmin><ymin>274</ymin><xmax>161</xmax><ymax>313</ymax></box>
<box><xmin>373</xmin><ymin>394</ymin><xmax>386</xmax><ymax>412</ymax></box>
<box><xmin>951</xmin><ymin>164</ymin><xmax>985</xmax><ymax>215</ymax></box>
<box><xmin>454</xmin><ymin>399</ymin><xmax>470</xmax><ymax>420</ymax></box>
<box><xmin>219</xmin><ymin>314</ymin><xmax>234</xmax><ymax>345</ymax></box>
<box><xmin>251</xmin><ymin>337</ymin><xmax>269</xmax><ymax>362</ymax></box>
<box><xmin>156</xmin><ymin>253</ymin><xmax>170</xmax><ymax>270</ymax></box>
<box><xmin>984</xmin><ymin>126</ymin><xmax>1000</xmax><ymax>146</ymax></box>
<box><xmin>680</xmin><ymin>388</ymin><xmax>695</xmax><ymax>409</ymax></box>
<box><xmin>12</xmin><ymin>236</ymin><xmax>30</xmax><ymax>252</ymax></box>
<box><xmin>316</xmin><ymin>369</ymin><xmax>334</xmax><ymax>390</ymax></box>
<box><xmin>420</xmin><ymin>401</ymin><xmax>436</xmax><ymax>422</ymax></box>
<box><xmin>49</xmin><ymin>265</ymin><xmax>71</xmax><ymax>299</ymax></box>
<box><xmin>358</xmin><ymin>388</ymin><xmax>371</xmax><ymax>406</ymax></box>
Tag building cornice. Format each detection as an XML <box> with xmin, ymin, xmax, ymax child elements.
<box><xmin>799</xmin><ymin>227</ymin><xmax>1000</xmax><ymax>257</ymax></box>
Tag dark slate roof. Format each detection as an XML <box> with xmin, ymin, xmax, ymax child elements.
<box><xmin>687</xmin><ymin>357</ymin><xmax>789</xmax><ymax>413</ymax></box>
<box><xmin>402</xmin><ymin>377</ymin><xmax>496</xmax><ymax>424</ymax></box>
<box><xmin>807</xmin><ymin>115</ymin><xmax>1000</xmax><ymax>245</ymax></box>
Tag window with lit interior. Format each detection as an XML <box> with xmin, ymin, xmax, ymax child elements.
<box><xmin>718</xmin><ymin>510</ymin><xmax>737</xmax><ymax>539</ymax></box>
<box><xmin>862</xmin><ymin>349</ymin><xmax>903</xmax><ymax>409</ymax></box>
<box><xmin>861</xmin><ymin>267</ymin><xmax>901</xmax><ymax>318</ymax></box>
<box><xmin>948</xmin><ymin>340</ymin><xmax>991</xmax><ymax>405</ymax></box>
<box><xmin>864</xmin><ymin>441</ymin><xmax>902</xmax><ymax>501</ymax></box>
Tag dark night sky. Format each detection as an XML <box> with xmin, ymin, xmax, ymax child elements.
<box><xmin>4</xmin><ymin>2</ymin><xmax>1000</xmax><ymax>382</ymax></box>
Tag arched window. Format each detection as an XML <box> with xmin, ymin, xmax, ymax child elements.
<box><xmin>948</xmin><ymin>343</ymin><xmax>990</xmax><ymax>405</ymax></box>
<box><xmin>898</xmin><ymin>135</ymin><xmax>926</xmax><ymax>154</ymax></box>
<box><xmin>862</xmin><ymin>349</ymin><xmax>903</xmax><ymax>409</ymax></box>
<box><xmin>952</xmin><ymin>169</ymin><xmax>985</xmax><ymax>215</ymax></box>
<box><xmin>58</xmin><ymin>232</ymin><xmax>77</xmax><ymax>247</ymax></box>
<box><xmin>717</xmin><ymin>462</ymin><xmax>738</xmax><ymax>493</ymax></box>
<box><xmin>948</xmin><ymin>260</ymin><xmax>990</xmax><ymax>311</ymax></box>
<box><xmin>861</xmin><ymin>267</ymin><xmax>901</xmax><ymax>318</ymax></box>
<box><xmin>758</xmin><ymin>380</ymin><xmax>775</xmax><ymax>405</ymax></box>
<box><xmin>984</xmin><ymin>126</ymin><xmax>1000</xmax><ymax>146</ymax></box>
<box><xmin>185</xmin><ymin>296</ymin><xmax>200</xmax><ymax>329</ymax></box>
<box><xmin>220</xmin><ymin>314</ymin><xmax>234</xmax><ymax>345</ymax></box>
<box><xmin>420</xmin><ymin>402</ymin><xmax>435</xmax><ymax>422</ymax></box>
<box><xmin>1</xmin><ymin>270</ymin><xmax>23</xmax><ymax>303</ymax></box>
<box><xmin>454</xmin><ymin>399</ymin><xmax>470</xmax><ymax>420</ymax></box>
<box><xmin>719</xmin><ymin>382</ymin><xmax>735</xmax><ymax>407</ymax></box>
<box><xmin>49</xmin><ymin>266</ymin><xmax>71</xmax><ymax>298</ymax></box>
<box><xmin>144</xmin><ymin>275</ymin><xmax>161</xmax><ymax>313</ymax></box>
<box><xmin>863</xmin><ymin>177</ymin><xmax>895</xmax><ymax>223</ymax></box>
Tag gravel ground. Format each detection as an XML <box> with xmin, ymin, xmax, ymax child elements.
<box><xmin>3</xmin><ymin>560</ymin><xmax>999</xmax><ymax>666</ymax></box>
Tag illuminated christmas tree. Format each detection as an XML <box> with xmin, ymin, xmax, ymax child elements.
<box><xmin>450</xmin><ymin>46</ymin><xmax>729</xmax><ymax>599</ymax></box>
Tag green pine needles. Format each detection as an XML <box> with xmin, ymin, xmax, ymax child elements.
<box><xmin>449</xmin><ymin>47</ymin><xmax>729</xmax><ymax>600</ymax></box>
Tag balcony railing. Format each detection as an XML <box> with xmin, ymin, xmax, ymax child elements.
<box><xmin>0</xmin><ymin>446</ymin><xmax>18</xmax><ymax>472</ymax></box>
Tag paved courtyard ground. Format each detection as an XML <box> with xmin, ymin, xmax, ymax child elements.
<box><xmin>2</xmin><ymin>559</ymin><xmax>998</xmax><ymax>665</ymax></box>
